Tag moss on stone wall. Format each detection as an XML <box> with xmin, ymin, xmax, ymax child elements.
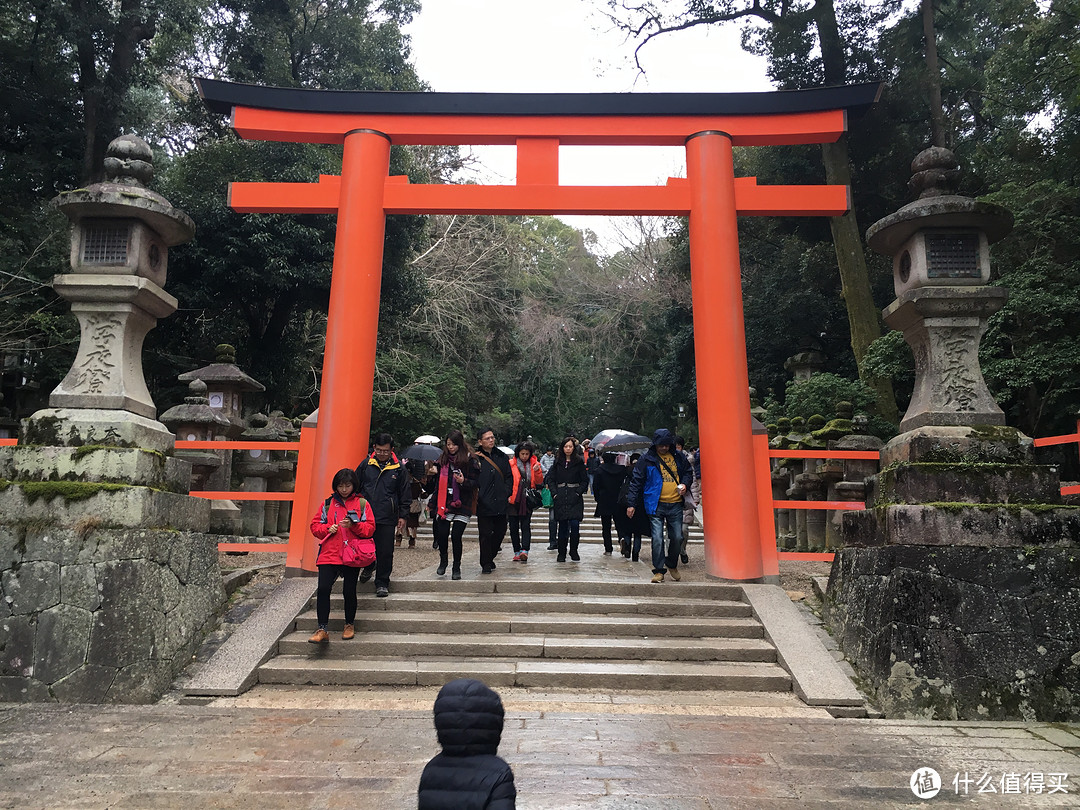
<box><xmin>20</xmin><ymin>481</ymin><xmax>132</xmax><ymax>503</ymax></box>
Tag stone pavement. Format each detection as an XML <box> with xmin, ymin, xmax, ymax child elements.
<box><xmin>3</xmin><ymin>687</ymin><xmax>1080</xmax><ymax>809</ymax></box>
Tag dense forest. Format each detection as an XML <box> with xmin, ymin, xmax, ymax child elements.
<box><xmin>1</xmin><ymin>0</ymin><xmax>1078</xmax><ymax>449</ymax></box>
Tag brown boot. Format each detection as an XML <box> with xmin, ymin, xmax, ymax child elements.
<box><xmin>308</xmin><ymin>628</ymin><xmax>329</xmax><ymax>644</ymax></box>
<box><xmin>342</xmin><ymin>624</ymin><xmax>355</xmax><ymax>640</ymax></box>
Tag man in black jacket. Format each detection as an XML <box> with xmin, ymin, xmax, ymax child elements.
<box><xmin>474</xmin><ymin>427</ymin><xmax>512</xmax><ymax>574</ymax></box>
<box><xmin>355</xmin><ymin>432</ymin><xmax>412</xmax><ymax>597</ymax></box>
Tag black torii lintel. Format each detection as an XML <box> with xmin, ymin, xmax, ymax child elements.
<box><xmin>196</xmin><ymin>77</ymin><xmax>884</xmax><ymax>121</ymax></box>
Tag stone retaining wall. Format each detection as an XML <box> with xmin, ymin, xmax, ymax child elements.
<box><xmin>825</xmin><ymin>544</ymin><xmax>1080</xmax><ymax>720</ymax></box>
<box><xmin>1</xmin><ymin>524</ymin><xmax>224</xmax><ymax>703</ymax></box>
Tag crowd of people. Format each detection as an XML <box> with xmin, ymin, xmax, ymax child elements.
<box><xmin>306</xmin><ymin>427</ymin><xmax>702</xmax><ymax>643</ymax></box>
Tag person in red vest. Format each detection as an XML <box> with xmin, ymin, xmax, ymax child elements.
<box><xmin>507</xmin><ymin>442</ymin><xmax>544</xmax><ymax>562</ymax></box>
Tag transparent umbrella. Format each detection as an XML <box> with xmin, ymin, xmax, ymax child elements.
<box><xmin>590</xmin><ymin>429</ymin><xmax>637</xmax><ymax>452</ymax></box>
<box><xmin>414</xmin><ymin>434</ymin><xmax>441</xmax><ymax>445</ymax></box>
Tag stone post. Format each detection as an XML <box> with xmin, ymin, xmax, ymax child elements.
<box><xmin>771</xmin><ymin>464</ymin><xmax>793</xmax><ymax>547</ymax></box>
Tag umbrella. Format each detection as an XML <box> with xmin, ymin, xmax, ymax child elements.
<box><xmin>401</xmin><ymin>443</ymin><xmax>442</xmax><ymax>462</ymax></box>
<box><xmin>497</xmin><ymin>445</ymin><xmax>515</xmax><ymax>456</ymax></box>
<box><xmin>601</xmin><ymin>433</ymin><xmax>651</xmax><ymax>453</ymax></box>
<box><xmin>590</xmin><ymin>429</ymin><xmax>637</xmax><ymax>452</ymax></box>
<box><xmin>414</xmin><ymin>434</ymin><xmax>441</xmax><ymax>445</ymax></box>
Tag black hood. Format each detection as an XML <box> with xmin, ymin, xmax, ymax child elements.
<box><xmin>433</xmin><ymin>678</ymin><xmax>504</xmax><ymax>757</ymax></box>
<box><xmin>651</xmin><ymin>428</ymin><xmax>676</xmax><ymax>449</ymax></box>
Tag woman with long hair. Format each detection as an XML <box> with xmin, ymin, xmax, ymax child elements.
<box><xmin>544</xmin><ymin>436</ymin><xmax>589</xmax><ymax>562</ymax></box>
<box><xmin>430</xmin><ymin>429</ymin><xmax>480</xmax><ymax>580</ymax></box>
<box><xmin>307</xmin><ymin>467</ymin><xmax>376</xmax><ymax>643</ymax></box>
<box><xmin>507</xmin><ymin>442</ymin><xmax>544</xmax><ymax>562</ymax></box>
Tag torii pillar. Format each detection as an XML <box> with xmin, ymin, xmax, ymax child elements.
<box><xmin>196</xmin><ymin>79</ymin><xmax>882</xmax><ymax>581</ymax></box>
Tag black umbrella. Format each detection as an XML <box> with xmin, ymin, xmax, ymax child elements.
<box><xmin>590</xmin><ymin>429</ymin><xmax>635</xmax><ymax>451</ymax></box>
<box><xmin>401</xmin><ymin>443</ymin><xmax>441</xmax><ymax>462</ymax></box>
<box><xmin>601</xmin><ymin>433</ymin><xmax>651</xmax><ymax>453</ymax></box>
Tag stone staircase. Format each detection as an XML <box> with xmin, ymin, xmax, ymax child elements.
<box><xmin>416</xmin><ymin>493</ymin><xmax>706</xmax><ymax>549</ymax></box>
<box><xmin>260</xmin><ymin>575</ymin><xmax>791</xmax><ymax>692</ymax></box>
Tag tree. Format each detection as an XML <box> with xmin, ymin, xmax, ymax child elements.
<box><xmin>603</xmin><ymin>0</ymin><xmax>900</xmax><ymax>421</ymax></box>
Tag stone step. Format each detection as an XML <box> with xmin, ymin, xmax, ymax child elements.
<box><xmin>324</xmin><ymin>592</ymin><xmax>753</xmax><ymax>618</ymax></box>
<box><xmin>293</xmin><ymin>610</ymin><xmax>764</xmax><ymax>639</ymax></box>
<box><xmin>278</xmin><ymin>631</ymin><xmax>776</xmax><ymax>662</ymax></box>
<box><xmin>258</xmin><ymin>656</ymin><xmax>792</xmax><ymax>691</ymax></box>
<box><xmin>347</xmin><ymin>578</ymin><xmax>745</xmax><ymax>600</ymax></box>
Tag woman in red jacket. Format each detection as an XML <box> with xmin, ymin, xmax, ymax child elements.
<box><xmin>308</xmin><ymin>467</ymin><xmax>376</xmax><ymax>643</ymax></box>
<box><xmin>507</xmin><ymin>442</ymin><xmax>544</xmax><ymax>562</ymax></box>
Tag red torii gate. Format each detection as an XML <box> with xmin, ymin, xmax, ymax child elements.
<box><xmin>197</xmin><ymin>79</ymin><xmax>881</xmax><ymax>582</ymax></box>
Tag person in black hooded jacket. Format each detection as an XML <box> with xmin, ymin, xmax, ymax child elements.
<box><xmin>418</xmin><ymin>678</ymin><xmax>516</xmax><ymax>810</ymax></box>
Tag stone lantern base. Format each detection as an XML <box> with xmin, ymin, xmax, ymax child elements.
<box><xmin>824</xmin><ymin>426</ymin><xmax>1080</xmax><ymax>720</ymax></box>
<box><xmin>23</xmin><ymin>407</ymin><xmax>177</xmax><ymax>454</ymax></box>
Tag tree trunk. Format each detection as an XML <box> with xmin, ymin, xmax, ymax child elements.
<box><xmin>815</xmin><ymin>0</ymin><xmax>899</xmax><ymax>423</ymax></box>
<box><xmin>821</xmin><ymin>138</ymin><xmax>898</xmax><ymax>423</ymax></box>
<box><xmin>922</xmin><ymin>0</ymin><xmax>947</xmax><ymax>148</ymax></box>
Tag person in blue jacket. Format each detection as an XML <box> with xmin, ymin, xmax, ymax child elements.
<box><xmin>625</xmin><ymin>428</ymin><xmax>694</xmax><ymax>583</ymax></box>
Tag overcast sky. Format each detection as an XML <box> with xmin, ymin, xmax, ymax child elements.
<box><xmin>403</xmin><ymin>1</ymin><xmax>772</xmax><ymax>250</ymax></box>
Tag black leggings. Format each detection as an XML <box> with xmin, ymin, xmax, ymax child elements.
<box><xmin>316</xmin><ymin>564</ymin><xmax>360</xmax><ymax>627</ymax></box>
<box><xmin>433</xmin><ymin>516</ymin><xmax>467</xmax><ymax>568</ymax></box>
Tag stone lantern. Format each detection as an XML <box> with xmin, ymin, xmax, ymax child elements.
<box><xmin>827</xmin><ymin>147</ymin><xmax>1080</xmax><ymax>721</ymax></box>
<box><xmin>784</xmin><ymin>338</ymin><xmax>826</xmax><ymax>382</ymax></box>
<box><xmin>178</xmin><ymin>343</ymin><xmax>265</xmax><ymax>435</ymax></box>
<box><xmin>160</xmin><ymin>380</ymin><xmax>241</xmax><ymax>533</ymax></box>
<box><xmin>0</xmin><ymin>393</ymin><xmax>17</xmax><ymax>440</ymax></box>
<box><xmin>24</xmin><ymin>134</ymin><xmax>194</xmax><ymax>451</ymax></box>
<box><xmin>867</xmin><ymin>147</ymin><xmax>1014</xmax><ymax>460</ymax></box>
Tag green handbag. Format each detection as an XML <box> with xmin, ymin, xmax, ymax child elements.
<box><xmin>541</xmin><ymin>486</ymin><xmax>553</xmax><ymax>508</ymax></box>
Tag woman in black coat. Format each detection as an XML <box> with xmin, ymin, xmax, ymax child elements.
<box><xmin>544</xmin><ymin>436</ymin><xmax>589</xmax><ymax>562</ymax></box>
<box><xmin>616</xmin><ymin>452</ymin><xmax>649</xmax><ymax>561</ymax></box>
<box><xmin>429</xmin><ymin>429</ymin><xmax>481</xmax><ymax>580</ymax></box>
<box><xmin>592</xmin><ymin>452</ymin><xmax>626</xmax><ymax>554</ymax></box>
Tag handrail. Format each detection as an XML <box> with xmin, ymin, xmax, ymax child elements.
<box><xmin>175</xmin><ymin>440</ymin><xmax>301</xmax><ymax>451</ymax></box>
<box><xmin>190</xmin><ymin>491</ymin><xmax>295</xmax><ymax>501</ymax></box>
<box><xmin>1033</xmin><ymin>420</ymin><xmax>1080</xmax><ymax>497</ymax></box>
<box><xmin>768</xmin><ymin>448</ymin><xmax>879</xmax><ymax>459</ymax></box>
<box><xmin>1033</xmin><ymin>433</ymin><xmax>1080</xmax><ymax>447</ymax></box>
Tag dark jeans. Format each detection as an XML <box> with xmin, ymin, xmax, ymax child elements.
<box><xmin>433</xmin><ymin>516</ymin><xmax>466</xmax><ymax>569</ymax></box>
<box><xmin>557</xmin><ymin>519</ymin><xmax>580</xmax><ymax>557</ymax></box>
<box><xmin>508</xmin><ymin>512</ymin><xmax>532</xmax><ymax>552</ymax></box>
<box><xmin>477</xmin><ymin>513</ymin><xmax>507</xmax><ymax>570</ymax></box>
<box><xmin>548</xmin><ymin>510</ymin><xmax>557</xmax><ymax>547</ymax></box>
<box><xmin>649</xmin><ymin>501</ymin><xmax>685</xmax><ymax>574</ymax></box>
<box><xmin>600</xmin><ymin>514</ymin><xmax>614</xmax><ymax>552</ymax></box>
<box><xmin>372</xmin><ymin>522</ymin><xmax>396</xmax><ymax>589</ymax></box>
<box><xmin>316</xmin><ymin>564</ymin><xmax>360</xmax><ymax>627</ymax></box>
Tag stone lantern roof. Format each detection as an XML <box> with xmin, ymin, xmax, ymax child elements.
<box><xmin>55</xmin><ymin>135</ymin><xmax>195</xmax><ymax>246</ymax></box>
<box><xmin>178</xmin><ymin>344</ymin><xmax>265</xmax><ymax>393</ymax></box>
<box><xmin>160</xmin><ymin>379</ymin><xmax>233</xmax><ymax>435</ymax></box>
<box><xmin>866</xmin><ymin>146</ymin><xmax>1013</xmax><ymax>255</ymax></box>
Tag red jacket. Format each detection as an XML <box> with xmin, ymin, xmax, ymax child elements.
<box><xmin>508</xmin><ymin>456</ymin><xmax>544</xmax><ymax>504</ymax></box>
<box><xmin>310</xmin><ymin>493</ymin><xmax>376</xmax><ymax>566</ymax></box>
